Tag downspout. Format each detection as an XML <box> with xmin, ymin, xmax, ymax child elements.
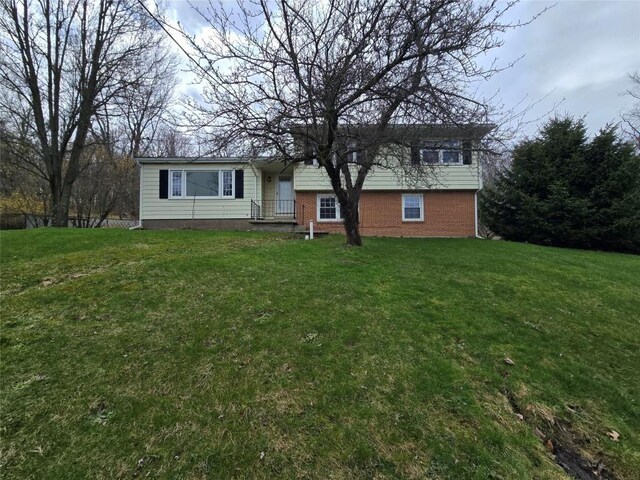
<box><xmin>248</xmin><ymin>163</ymin><xmax>260</xmax><ymax>221</ymax></box>
<box><xmin>250</xmin><ymin>163</ymin><xmax>259</xmax><ymax>202</ymax></box>
<box><xmin>129</xmin><ymin>158</ymin><xmax>143</xmax><ymax>230</ymax></box>
<box><xmin>474</xmin><ymin>151</ymin><xmax>482</xmax><ymax>239</ymax></box>
<box><xmin>474</xmin><ymin>190</ymin><xmax>481</xmax><ymax>238</ymax></box>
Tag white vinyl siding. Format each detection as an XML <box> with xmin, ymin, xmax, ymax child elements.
<box><xmin>295</xmin><ymin>146</ymin><xmax>480</xmax><ymax>191</ymax></box>
<box><xmin>141</xmin><ymin>164</ymin><xmax>258</xmax><ymax>220</ymax></box>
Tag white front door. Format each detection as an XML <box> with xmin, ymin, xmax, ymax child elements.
<box><xmin>276</xmin><ymin>176</ymin><xmax>293</xmax><ymax>215</ymax></box>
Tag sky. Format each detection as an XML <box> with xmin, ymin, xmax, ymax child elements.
<box><xmin>477</xmin><ymin>0</ymin><xmax>640</xmax><ymax>138</ymax></box>
<box><xmin>166</xmin><ymin>0</ymin><xmax>640</xmax><ymax>139</ymax></box>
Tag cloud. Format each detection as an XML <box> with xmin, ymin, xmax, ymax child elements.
<box><xmin>166</xmin><ymin>0</ymin><xmax>640</xmax><ymax>138</ymax></box>
<box><xmin>480</xmin><ymin>0</ymin><xmax>640</xmax><ymax>136</ymax></box>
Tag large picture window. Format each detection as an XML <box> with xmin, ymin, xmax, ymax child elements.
<box><xmin>402</xmin><ymin>194</ymin><xmax>424</xmax><ymax>221</ymax></box>
<box><xmin>186</xmin><ymin>171</ymin><xmax>219</xmax><ymax>197</ymax></box>
<box><xmin>169</xmin><ymin>169</ymin><xmax>234</xmax><ymax>198</ymax></box>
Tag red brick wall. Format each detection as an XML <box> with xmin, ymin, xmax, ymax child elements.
<box><xmin>295</xmin><ymin>190</ymin><xmax>476</xmax><ymax>237</ymax></box>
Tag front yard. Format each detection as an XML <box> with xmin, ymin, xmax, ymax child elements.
<box><xmin>1</xmin><ymin>229</ymin><xmax>638</xmax><ymax>479</ymax></box>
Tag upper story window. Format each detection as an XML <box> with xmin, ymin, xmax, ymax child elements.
<box><xmin>170</xmin><ymin>169</ymin><xmax>234</xmax><ymax>199</ymax></box>
<box><xmin>420</xmin><ymin>141</ymin><xmax>462</xmax><ymax>164</ymax></box>
<box><xmin>346</xmin><ymin>140</ymin><xmax>366</xmax><ymax>164</ymax></box>
<box><xmin>303</xmin><ymin>140</ymin><xmax>366</xmax><ymax>166</ymax></box>
<box><xmin>410</xmin><ymin>140</ymin><xmax>472</xmax><ymax>166</ymax></box>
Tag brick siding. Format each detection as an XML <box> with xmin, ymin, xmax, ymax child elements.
<box><xmin>295</xmin><ymin>190</ymin><xmax>476</xmax><ymax>237</ymax></box>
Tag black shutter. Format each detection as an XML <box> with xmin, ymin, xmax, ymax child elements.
<box><xmin>337</xmin><ymin>143</ymin><xmax>347</xmax><ymax>166</ymax></box>
<box><xmin>410</xmin><ymin>144</ymin><xmax>420</xmax><ymax>165</ymax></box>
<box><xmin>235</xmin><ymin>169</ymin><xmax>244</xmax><ymax>198</ymax></box>
<box><xmin>159</xmin><ymin>169</ymin><xmax>168</xmax><ymax>199</ymax></box>
<box><xmin>462</xmin><ymin>141</ymin><xmax>472</xmax><ymax>165</ymax></box>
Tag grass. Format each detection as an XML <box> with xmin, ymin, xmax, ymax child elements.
<box><xmin>1</xmin><ymin>229</ymin><xmax>638</xmax><ymax>479</ymax></box>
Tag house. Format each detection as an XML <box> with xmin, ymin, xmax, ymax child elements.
<box><xmin>136</xmin><ymin>124</ymin><xmax>493</xmax><ymax>237</ymax></box>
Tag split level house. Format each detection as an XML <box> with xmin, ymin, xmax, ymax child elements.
<box><xmin>136</xmin><ymin>124</ymin><xmax>493</xmax><ymax>237</ymax></box>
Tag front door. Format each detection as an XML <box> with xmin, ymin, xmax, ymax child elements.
<box><xmin>276</xmin><ymin>176</ymin><xmax>293</xmax><ymax>215</ymax></box>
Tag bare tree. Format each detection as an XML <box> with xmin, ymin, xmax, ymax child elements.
<box><xmin>81</xmin><ymin>45</ymin><xmax>180</xmax><ymax>224</ymax></box>
<box><xmin>0</xmin><ymin>116</ymin><xmax>52</xmax><ymax>224</ymax></box>
<box><xmin>622</xmin><ymin>72</ymin><xmax>640</xmax><ymax>149</ymax></box>
<box><xmin>0</xmin><ymin>0</ymin><xmax>169</xmax><ymax>226</ymax></box>
<box><xmin>103</xmin><ymin>42</ymin><xmax>180</xmax><ymax>158</ymax></box>
<box><xmin>167</xmin><ymin>0</ymin><xmax>538</xmax><ymax>245</ymax></box>
<box><xmin>70</xmin><ymin>144</ymin><xmax>135</xmax><ymax>227</ymax></box>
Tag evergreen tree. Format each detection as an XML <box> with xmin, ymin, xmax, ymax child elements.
<box><xmin>481</xmin><ymin>117</ymin><xmax>640</xmax><ymax>253</ymax></box>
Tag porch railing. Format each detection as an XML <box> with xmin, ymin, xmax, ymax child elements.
<box><xmin>250</xmin><ymin>200</ymin><xmax>304</xmax><ymax>223</ymax></box>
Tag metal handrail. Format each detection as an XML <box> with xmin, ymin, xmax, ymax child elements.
<box><xmin>250</xmin><ymin>200</ymin><xmax>262</xmax><ymax>220</ymax></box>
<box><xmin>251</xmin><ymin>200</ymin><xmax>299</xmax><ymax>220</ymax></box>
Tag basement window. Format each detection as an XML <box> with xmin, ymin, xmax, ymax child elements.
<box><xmin>317</xmin><ymin>194</ymin><xmax>341</xmax><ymax>221</ymax></box>
<box><xmin>402</xmin><ymin>194</ymin><xmax>423</xmax><ymax>221</ymax></box>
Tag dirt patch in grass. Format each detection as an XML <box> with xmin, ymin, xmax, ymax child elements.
<box><xmin>501</xmin><ymin>387</ymin><xmax>617</xmax><ymax>480</ymax></box>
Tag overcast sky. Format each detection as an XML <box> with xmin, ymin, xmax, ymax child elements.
<box><xmin>167</xmin><ymin>0</ymin><xmax>640</xmax><ymax>139</ymax></box>
<box><xmin>479</xmin><ymin>0</ymin><xmax>640</xmax><ymax>138</ymax></box>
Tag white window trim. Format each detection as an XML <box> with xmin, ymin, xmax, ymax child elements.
<box><xmin>169</xmin><ymin>169</ymin><xmax>235</xmax><ymax>199</ymax></box>
<box><xmin>420</xmin><ymin>140</ymin><xmax>463</xmax><ymax>165</ymax></box>
<box><xmin>170</xmin><ymin>170</ymin><xmax>183</xmax><ymax>198</ymax></box>
<box><xmin>402</xmin><ymin>193</ymin><xmax>424</xmax><ymax>222</ymax></box>
<box><xmin>317</xmin><ymin>194</ymin><xmax>342</xmax><ymax>222</ymax></box>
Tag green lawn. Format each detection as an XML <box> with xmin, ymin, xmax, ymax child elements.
<box><xmin>1</xmin><ymin>229</ymin><xmax>638</xmax><ymax>479</ymax></box>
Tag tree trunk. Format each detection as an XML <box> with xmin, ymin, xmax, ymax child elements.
<box><xmin>341</xmin><ymin>198</ymin><xmax>362</xmax><ymax>246</ymax></box>
<box><xmin>51</xmin><ymin>184</ymin><xmax>72</xmax><ymax>227</ymax></box>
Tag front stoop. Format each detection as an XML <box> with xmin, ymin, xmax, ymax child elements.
<box><xmin>249</xmin><ymin>218</ymin><xmax>301</xmax><ymax>233</ymax></box>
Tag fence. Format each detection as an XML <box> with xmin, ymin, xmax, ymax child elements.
<box><xmin>0</xmin><ymin>213</ymin><xmax>137</xmax><ymax>229</ymax></box>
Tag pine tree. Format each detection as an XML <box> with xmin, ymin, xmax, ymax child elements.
<box><xmin>481</xmin><ymin>117</ymin><xmax>640</xmax><ymax>253</ymax></box>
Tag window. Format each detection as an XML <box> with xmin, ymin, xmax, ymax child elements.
<box><xmin>187</xmin><ymin>171</ymin><xmax>219</xmax><ymax>197</ymax></box>
<box><xmin>441</xmin><ymin>141</ymin><xmax>461</xmax><ymax>164</ymax></box>
<box><xmin>303</xmin><ymin>143</ymin><xmax>319</xmax><ymax>166</ymax></box>
<box><xmin>171</xmin><ymin>171</ymin><xmax>182</xmax><ymax>197</ymax></box>
<box><xmin>403</xmin><ymin>194</ymin><xmax>423</xmax><ymax>221</ymax></box>
<box><xmin>346</xmin><ymin>140</ymin><xmax>365</xmax><ymax>164</ymax></box>
<box><xmin>222</xmin><ymin>170</ymin><xmax>234</xmax><ymax>196</ymax></box>
<box><xmin>317</xmin><ymin>194</ymin><xmax>340</xmax><ymax>221</ymax></box>
<box><xmin>169</xmin><ymin>169</ymin><xmax>234</xmax><ymax>198</ymax></box>
<box><xmin>420</xmin><ymin>140</ymin><xmax>462</xmax><ymax>165</ymax></box>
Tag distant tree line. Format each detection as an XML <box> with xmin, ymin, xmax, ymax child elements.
<box><xmin>481</xmin><ymin>117</ymin><xmax>640</xmax><ymax>253</ymax></box>
<box><xmin>0</xmin><ymin>0</ymin><xmax>196</xmax><ymax>227</ymax></box>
